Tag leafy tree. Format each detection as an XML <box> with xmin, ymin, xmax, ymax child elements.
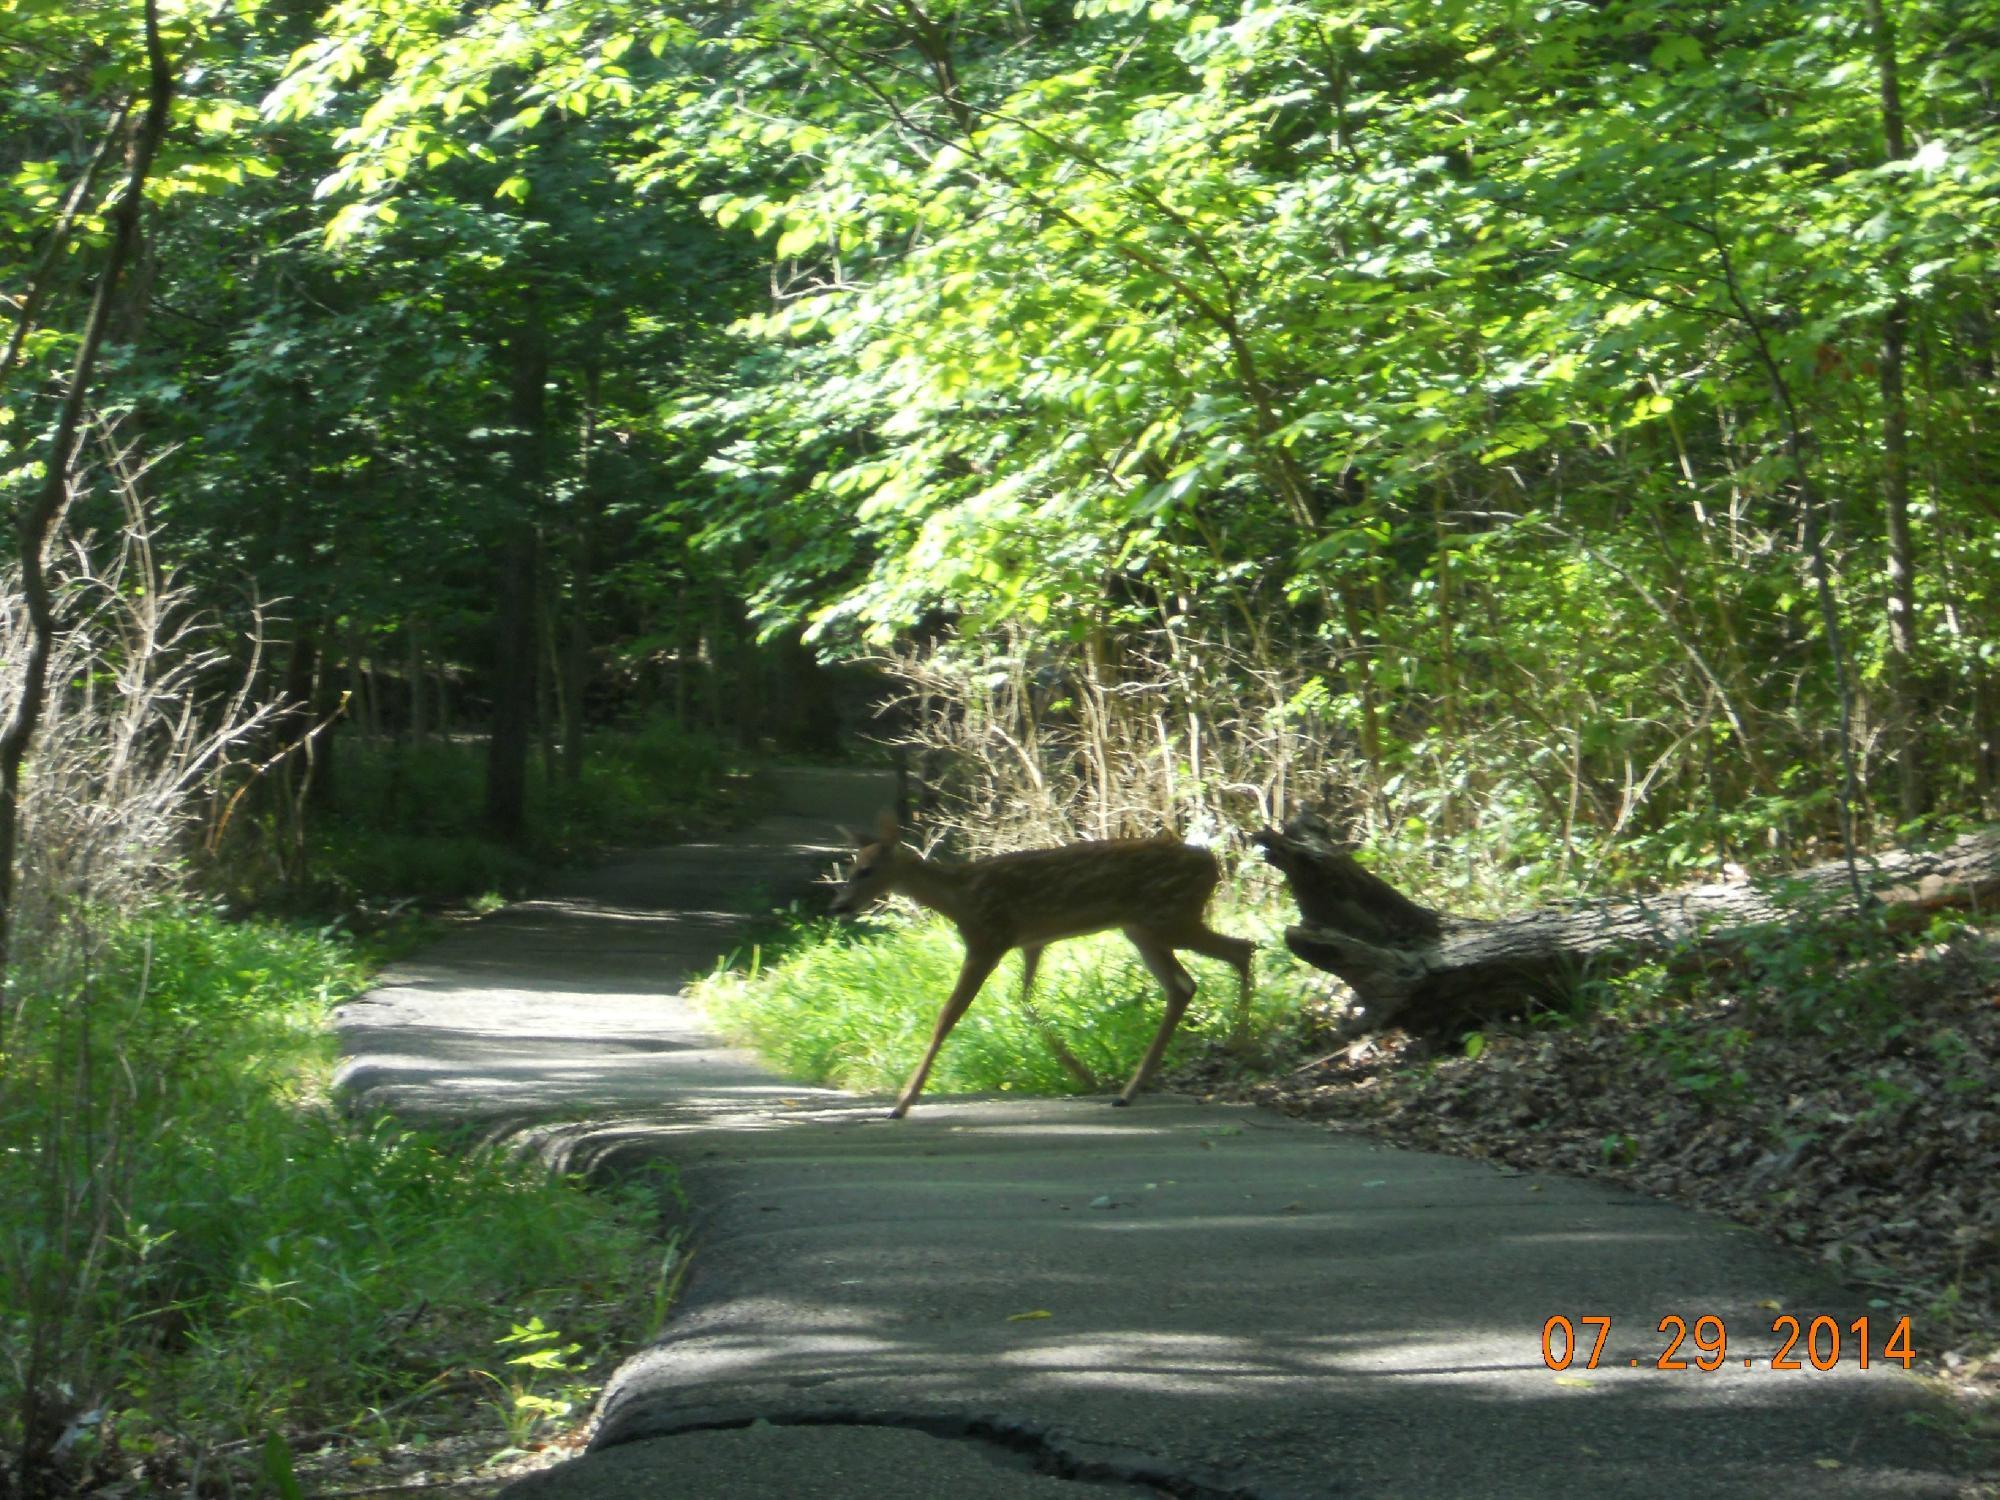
<box><xmin>1</xmin><ymin>0</ymin><xmax>175</xmax><ymax>979</ymax></box>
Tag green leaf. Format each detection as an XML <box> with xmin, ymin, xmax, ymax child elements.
<box><xmin>773</xmin><ymin>221</ymin><xmax>819</xmax><ymax>258</ymax></box>
<box><xmin>1648</xmin><ymin>35</ymin><xmax>1703</xmax><ymax>71</ymax></box>
<box><xmin>260</xmin><ymin>1431</ymin><xmax>305</xmax><ymax>1500</ymax></box>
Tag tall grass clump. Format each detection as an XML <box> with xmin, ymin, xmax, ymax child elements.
<box><xmin>2</xmin><ymin>511</ymin><xmax>286</xmax><ymax>971</ymax></box>
<box><xmin>879</xmin><ymin>623</ymin><xmax>1768</xmax><ymax>919</ymax></box>
<box><xmin>696</xmin><ymin>902</ymin><xmax>1306</xmax><ymax>1101</ymax></box>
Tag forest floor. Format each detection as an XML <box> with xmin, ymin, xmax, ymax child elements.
<box><xmin>322</xmin><ymin>767</ymin><xmax>1995</xmax><ymax>1499</ymax></box>
<box><xmin>1207</xmin><ymin>926</ymin><xmax>2000</xmax><ymax>1443</ymax></box>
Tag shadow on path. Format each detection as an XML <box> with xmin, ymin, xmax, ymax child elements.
<box><xmin>337</xmin><ymin>767</ymin><xmax>1976</xmax><ymax>1500</ymax></box>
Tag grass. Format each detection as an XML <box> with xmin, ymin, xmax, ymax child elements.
<box><xmin>0</xmin><ymin>908</ymin><xmax>666</xmax><ymax>1495</ymax></box>
<box><xmin>694</xmin><ymin>895</ymin><xmax>1313</xmax><ymax>1101</ymax></box>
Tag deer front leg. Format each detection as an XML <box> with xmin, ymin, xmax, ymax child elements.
<box><xmin>1116</xmin><ymin>930</ymin><xmax>1196</xmax><ymax>1106</ymax></box>
<box><xmin>890</xmin><ymin>944</ymin><xmax>1002</xmax><ymax>1118</ymax></box>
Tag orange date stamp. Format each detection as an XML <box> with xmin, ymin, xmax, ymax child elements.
<box><xmin>1541</xmin><ymin>1313</ymin><xmax>1915</xmax><ymax>1372</ymax></box>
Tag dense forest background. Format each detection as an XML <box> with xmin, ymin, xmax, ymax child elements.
<box><xmin>9</xmin><ymin>0</ymin><xmax>1999</xmax><ymax>913</ymax></box>
<box><xmin>3</xmin><ymin>1</ymin><xmax>1999</xmax><ymax>1490</ymax></box>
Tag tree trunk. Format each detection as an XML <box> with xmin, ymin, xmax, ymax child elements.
<box><xmin>309</xmin><ymin>626</ymin><xmax>340</xmax><ymax>811</ymax></box>
<box><xmin>1709</xmin><ymin>224</ymin><xmax>1868</xmax><ymax>895</ymax></box>
<box><xmin>672</xmin><ymin>613</ymin><xmax>690</xmax><ymax>726</ymax></box>
<box><xmin>486</xmin><ymin>532</ymin><xmax>539</xmax><ymax>839</ymax></box>
<box><xmin>484</xmin><ymin>313</ymin><xmax>546</xmax><ymax>841</ymax></box>
<box><xmin>0</xmin><ymin>8</ymin><xmax>172</xmax><ymax>1473</ymax></box>
<box><xmin>537</xmin><ymin>578</ymin><xmax>558</xmax><ymax>784</ymax></box>
<box><xmin>1977</xmin><ymin>672</ymin><xmax>1998</xmax><ymax>819</ymax></box>
<box><xmin>773</xmin><ymin>625</ymin><xmax>841</xmax><ymax>756</ymax></box>
<box><xmin>408</xmin><ymin>619</ymin><xmax>428</xmax><ymax>743</ymax></box>
<box><xmin>560</xmin><ymin>569</ymin><xmax>589</xmax><ymax>783</ymax></box>
<box><xmin>279</xmin><ymin>626</ymin><xmax>336</xmax><ymax>813</ymax></box>
<box><xmin>280</xmin><ymin>630</ymin><xmax>317</xmax><ymax>748</ymax></box>
<box><xmin>1868</xmin><ymin>0</ymin><xmax>1926</xmax><ymax>824</ymax></box>
<box><xmin>0</xmin><ymin>12</ymin><xmax>173</xmax><ymax>983</ymax></box>
<box><xmin>560</xmin><ymin>368</ymin><xmax>598</xmax><ymax>786</ymax></box>
<box><xmin>1256</xmin><ymin>812</ymin><xmax>2000</xmax><ymax>1042</ymax></box>
<box><xmin>703</xmin><ymin>594</ymin><xmax>726</xmax><ymax>738</ymax></box>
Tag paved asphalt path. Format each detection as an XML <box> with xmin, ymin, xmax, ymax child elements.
<box><xmin>336</xmin><ymin>767</ymin><xmax>1975</xmax><ymax>1499</ymax></box>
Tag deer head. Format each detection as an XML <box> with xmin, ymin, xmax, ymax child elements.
<box><xmin>829</xmin><ymin>811</ymin><xmax>903</xmax><ymax>915</ymax></box>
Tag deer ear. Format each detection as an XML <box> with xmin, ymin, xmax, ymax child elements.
<box><xmin>874</xmin><ymin>809</ymin><xmax>901</xmax><ymax>846</ymax></box>
<box><xmin>842</xmin><ymin>825</ymin><xmax>869</xmax><ymax>849</ymax></box>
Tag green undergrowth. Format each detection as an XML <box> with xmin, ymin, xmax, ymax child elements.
<box><xmin>239</xmin><ymin>716</ymin><xmax>768</xmax><ymax>912</ymax></box>
<box><xmin>694</xmin><ymin>898</ymin><xmax>1313</xmax><ymax>1101</ymax></box>
<box><xmin>0</xmin><ymin>907</ymin><xmax>664</xmax><ymax>1495</ymax></box>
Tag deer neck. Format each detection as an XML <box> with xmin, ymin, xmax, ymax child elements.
<box><xmin>888</xmin><ymin>852</ymin><xmax>974</xmax><ymax>929</ymax></box>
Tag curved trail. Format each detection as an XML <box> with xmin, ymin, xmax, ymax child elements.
<box><xmin>336</xmin><ymin>768</ymin><xmax>1972</xmax><ymax>1499</ymax></box>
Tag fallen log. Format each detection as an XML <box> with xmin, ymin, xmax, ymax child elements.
<box><xmin>1252</xmin><ymin>813</ymin><xmax>2000</xmax><ymax>1042</ymax></box>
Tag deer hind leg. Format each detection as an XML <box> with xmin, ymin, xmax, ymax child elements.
<box><xmin>1181</xmin><ymin>926</ymin><xmax>1256</xmax><ymax>1043</ymax></box>
<box><xmin>1018</xmin><ymin>944</ymin><xmax>1097</xmax><ymax>1091</ymax></box>
<box><xmin>891</xmin><ymin>945</ymin><xmax>1002</xmax><ymax>1119</ymax></box>
<box><xmin>1116</xmin><ymin>928</ymin><xmax>1197</xmax><ymax>1106</ymax></box>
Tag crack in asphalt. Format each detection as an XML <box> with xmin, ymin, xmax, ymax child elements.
<box><xmin>605</xmin><ymin>1407</ymin><xmax>1280</xmax><ymax>1499</ymax></box>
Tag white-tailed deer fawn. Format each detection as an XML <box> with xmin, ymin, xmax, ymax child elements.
<box><xmin>830</xmin><ymin>812</ymin><xmax>1254</xmax><ymax>1118</ymax></box>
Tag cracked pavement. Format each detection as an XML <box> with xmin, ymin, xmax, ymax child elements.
<box><xmin>334</xmin><ymin>767</ymin><xmax>1976</xmax><ymax>1499</ymax></box>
